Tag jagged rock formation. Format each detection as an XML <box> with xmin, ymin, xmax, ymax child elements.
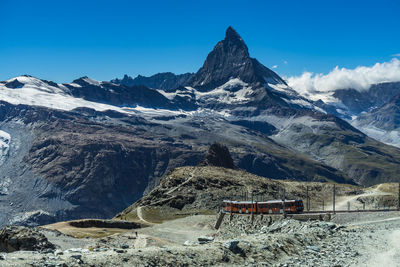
<box><xmin>332</xmin><ymin>82</ymin><xmax>400</xmax><ymax>116</ymax></box>
<box><xmin>199</xmin><ymin>143</ymin><xmax>236</xmax><ymax>169</ymax></box>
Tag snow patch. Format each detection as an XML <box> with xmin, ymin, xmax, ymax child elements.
<box><xmin>0</xmin><ymin>130</ymin><xmax>11</xmax><ymax>164</ymax></box>
<box><xmin>82</xmin><ymin>77</ymin><xmax>102</xmax><ymax>86</ymax></box>
<box><xmin>282</xmin><ymin>98</ymin><xmax>326</xmax><ymax>114</ymax></box>
<box><xmin>123</xmin><ymin>105</ymin><xmax>193</xmax><ymax>118</ymax></box>
<box><xmin>156</xmin><ymin>78</ymin><xmax>255</xmax><ymax>104</ymax></box>
<box><xmin>194</xmin><ymin>78</ymin><xmax>253</xmax><ymax>103</ymax></box>
<box><xmin>66</xmin><ymin>82</ymin><xmax>82</xmax><ymax>88</ymax></box>
<box><xmin>0</xmin><ymin>176</ymin><xmax>11</xmax><ymax>195</ymax></box>
<box><xmin>6</xmin><ymin>76</ymin><xmax>66</xmax><ymax>94</ymax></box>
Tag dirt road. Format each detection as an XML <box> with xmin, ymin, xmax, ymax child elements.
<box><xmin>347</xmin><ymin>214</ymin><xmax>400</xmax><ymax>266</ymax></box>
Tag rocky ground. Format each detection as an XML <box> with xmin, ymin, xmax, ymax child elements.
<box><xmin>0</xmin><ymin>211</ymin><xmax>400</xmax><ymax>266</ymax></box>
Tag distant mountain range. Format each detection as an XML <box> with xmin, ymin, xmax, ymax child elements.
<box><xmin>111</xmin><ymin>72</ymin><xmax>194</xmax><ymax>91</ymax></box>
<box><xmin>1</xmin><ymin>26</ymin><xmax>400</xmax><ymax>227</ymax></box>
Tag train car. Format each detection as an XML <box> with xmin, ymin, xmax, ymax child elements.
<box><xmin>222</xmin><ymin>199</ymin><xmax>304</xmax><ymax>214</ymax></box>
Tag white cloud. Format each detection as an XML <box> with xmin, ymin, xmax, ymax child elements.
<box><xmin>272</xmin><ymin>65</ymin><xmax>278</xmax><ymax>69</ymax></box>
<box><xmin>392</xmin><ymin>53</ymin><xmax>400</xmax><ymax>57</ymax></box>
<box><xmin>287</xmin><ymin>58</ymin><xmax>400</xmax><ymax>94</ymax></box>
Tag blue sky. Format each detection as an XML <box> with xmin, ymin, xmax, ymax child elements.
<box><xmin>0</xmin><ymin>0</ymin><xmax>399</xmax><ymax>83</ymax></box>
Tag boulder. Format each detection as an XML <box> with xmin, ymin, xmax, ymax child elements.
<box><xmin>198</xmin><ymin>236</ymin><xmax>214</xmax><ymax>244</ymax></box>
<box><xmin>184</xmin><ymin>240</ymin><xmax>196</xmax><ymax>246</ymax></box>
<box><xmin>0</xmin><ymin>226</ymin><xmax>56</xmax><ymax>252</ymax></box>
<box><xmin>224</xmin><ymin>239</ymin><xmax>240</xmax><ymax>251</ymax></box>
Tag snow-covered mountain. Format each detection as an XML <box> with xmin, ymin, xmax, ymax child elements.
<box><xmin>2</xmin><ymin>27</ymin><xmax>400</xmax><ymax>226</ymax></box>
<box><xmin>290</xmin><ymin>82</ymin><xmax>400</xmax><ymax>120</ymax></box>
<box><xmin>286</xmin><ymin>78</ymin><xmax>400</xmax><ymax>146</ymax></box>
<box><xmin>353</xmin><ymin>91</ymin><xmax>400</xmax><ymax>146</ymax></box>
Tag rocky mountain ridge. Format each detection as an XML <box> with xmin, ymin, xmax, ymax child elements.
<box><xmin>111</xmin><ymin>72</ymin><xmax>194</xmax><ymax>91</ymax></box>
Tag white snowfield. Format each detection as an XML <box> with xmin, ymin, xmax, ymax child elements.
<box><xmin>193</xmin><ymin>78</ymin><xmax>254</xmax><ymax>103</ymax></box>
<box><xmin>0</xmin><ymin>76</ymin><xmax>191</xmax><ymax>118</ymax></box>
<box><xmin>0</xmin><ymin>76</ymin><xmax>127</xmax><ymax>113</ymax></box>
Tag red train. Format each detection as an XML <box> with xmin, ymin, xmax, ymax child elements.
<box><xmin>222</xmin><ymin>199</ymin><xmax>304</xmax><ymax>214</ymax></box>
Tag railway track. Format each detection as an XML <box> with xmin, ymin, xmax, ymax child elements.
<box><xmin>302</xmin><ymin>208</ymin><xmax>399</xmax><ymax>214</ymax></box>
<box><xmin>221</xmin><ymin>208</ymin><xmax>400</xmax><ymax>216</ymax></box>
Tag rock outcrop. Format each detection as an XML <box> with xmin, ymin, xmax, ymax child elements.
<box><xmin>199</xmin><ymin>143</ymin><xmax>236</xmax><ymax>169</ymax></box>
<box><xmin>0</xmin><ymin>226</ymin><xmax>55</xmax><ymax>252</ymax></box>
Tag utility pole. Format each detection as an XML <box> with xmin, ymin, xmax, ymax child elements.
<box><xmin>333</xmin><ymin>184</ymin><xmax>336</xmax><ymax>214</ymax></box>
<box><xmin>347</xmin><ymin>201</ymin><xmax>350</xmax><ymax>211</ymax></box>
<box><xmin>398</xmin><ymin>182</ymin><xmax>400</xmax><ymax>211</ymax></box>
<box><xmin>283</xmin><ymin>188</ymin><xmax>286</xmax><ymax>218</ymax></box>
<box><xmin>322</xmin><ymin>199</ymin><xmax>324</xmax><ymax>211</ymax></box>
<box><xmin>251</xmin><ymin>191</ymin><xmax>254</xmax><ymax>224</ymax></box>
<box><xmin>229</xmin><ymin>199</ymin><xmax>233</xmax><ymax>222</ymax></box>
<box><xmin>306</xmin><ymin>186</ymin><xmax>310</xmax><ymax>212</ymax></box>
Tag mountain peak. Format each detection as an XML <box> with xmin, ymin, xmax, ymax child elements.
<box><xmin>73</xmin><ymin>76</ymin><xmax>102</xmax><ymax>86</ymax></box>
<box><xmin>189</xmin><ymin>28</ymin><xmax>285</xmax><ymax>90</ymax></box>
<box><xmin>225</xmin><ymin>26</ymin><xmax>241</xmax><ymax>40</ymax></box>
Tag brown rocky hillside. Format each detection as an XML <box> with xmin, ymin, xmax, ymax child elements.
<box><xmin>114</xmin><ymin>166</ymin><xmax>366</xmax><ymax>224</ymax></box>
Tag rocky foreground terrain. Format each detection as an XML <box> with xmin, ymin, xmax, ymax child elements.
<box><xmin>0</xmin><ymin>211</ymin><xmax>400</xmax><ymax>266</ymax></box>
<box><xmin>0</xmin><ymin>157</ymin><xmax>398</xmax><ymax>266</ymax></box>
